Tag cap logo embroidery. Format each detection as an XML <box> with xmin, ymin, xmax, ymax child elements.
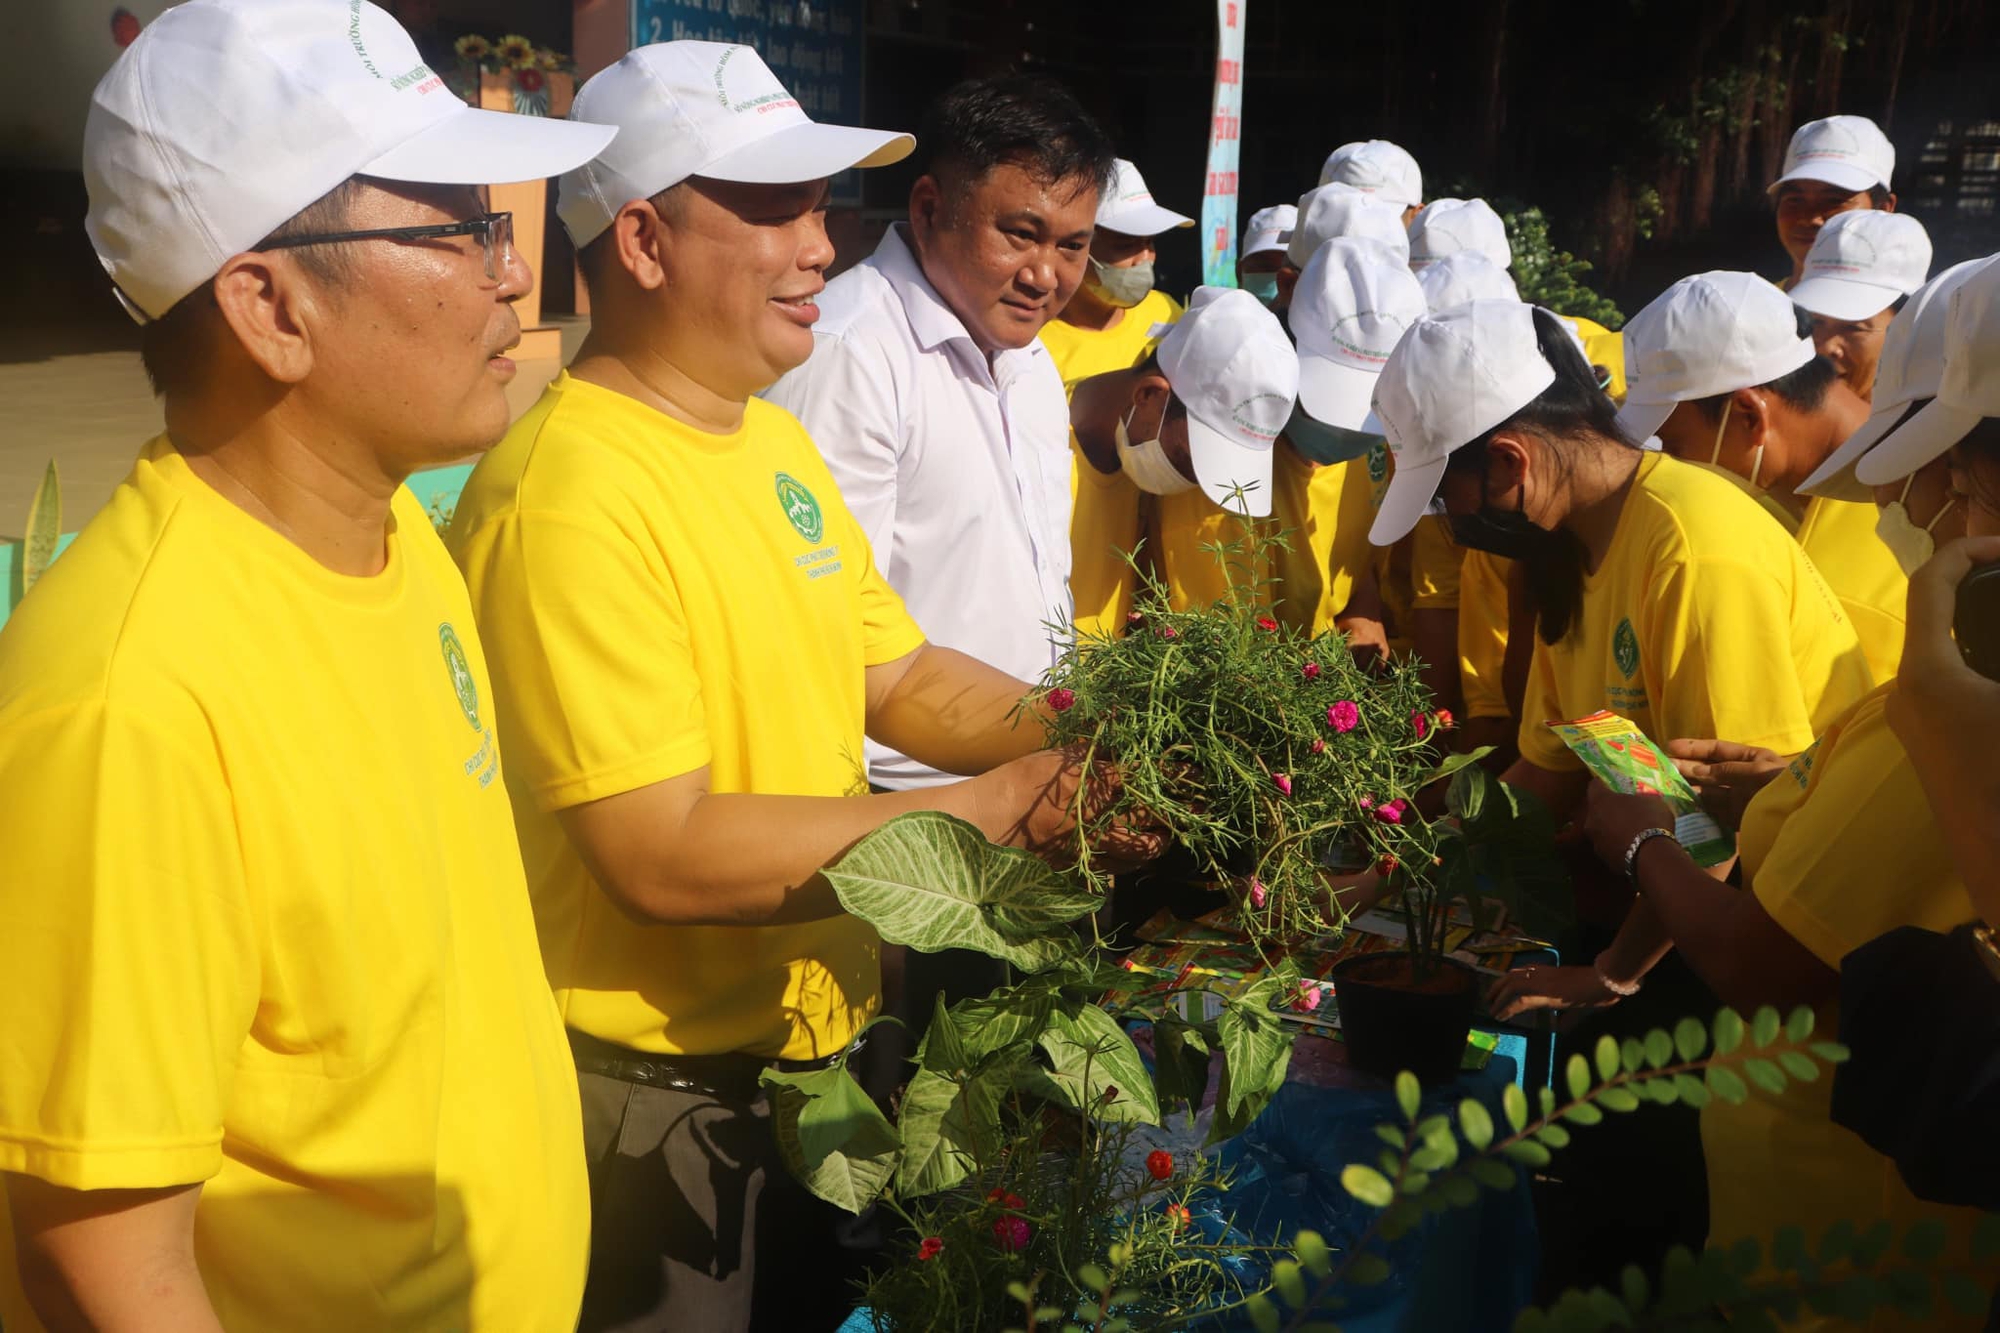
<box><xmin>1231</xmin><ymin>391</ymin><xmax>1291</xmax><ymax>442</ymax></box>
<box><xmin>714</xmin><ymin>46</ymin><xmax>800</xmax><ymax>116</ymax></box>
<box><xmin>1330</xmin><ymin>310</ymin><xmax>1402</xmax><ymax>365</ymax></box>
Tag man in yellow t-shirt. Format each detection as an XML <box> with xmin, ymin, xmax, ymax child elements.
<box><xmin>450</xmin><ymin>47</ymin><xmax>1152</xmax><ymax>1329</ymax></box>
<box><xmin>0</xmin><ymin>6</ymin><xmax>612</xmax><ymax>1329</ymax></box>
<box><xmin>1626</xmin><ymin>270</ymin><xmax>1907</xmax><ymax>684</ymax></box>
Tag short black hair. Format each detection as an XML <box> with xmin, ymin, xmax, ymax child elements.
<box><xmin>1687</xmin><ymin>353</ymin><xmax>1840</xmax><ymax>422</ymax></box>
<box><xmin>911</xmin><ymin>75</ymin><xmax>1117</xmax><ymax>205</ymax></box>
<box><xmin>574</xmin><ymin>182</ymin><xmax>689</xmax><ymax>293</ymax></box>
<box><xmin>139</xmin><ymin>177</ymin><xmax>364</xmax><ymax>398</ymax></box>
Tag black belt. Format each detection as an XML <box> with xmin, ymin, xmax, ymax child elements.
<box><xmin>567</xmin><ymin>1028</ymin><xmax>848</xmax><ymax>1100</ymax></box>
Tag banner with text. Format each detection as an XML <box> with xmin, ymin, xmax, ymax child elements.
<box><xmin>1198</xmin><ymin>0</ymin><xmax>1246</xmax><ymax>288</ymax></box>
<box><xmin>629</xmin><ymin>0</ymin><xmax>866</xmax><ymax>204</ymax></box>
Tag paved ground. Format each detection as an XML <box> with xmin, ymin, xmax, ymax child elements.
<box><xmin>0</xmin><ymin>317</ymin><xmax>590</xmax><ymax>539</ymax></box>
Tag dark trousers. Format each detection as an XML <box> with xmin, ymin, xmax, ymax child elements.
<box><xmin>575</xmin><ymin>1067</ymin><xmax>866</xmax><ymax>1332</ymax></box>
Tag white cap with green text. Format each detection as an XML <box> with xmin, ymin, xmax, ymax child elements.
<box><xmin>1156</xmin><ymin>286</ymin><xmax>1300</xmax><ymax>517</ymax></box>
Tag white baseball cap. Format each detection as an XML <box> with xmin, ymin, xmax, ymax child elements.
<box><xmin>1406</xmin><ymin>198</ymin><xmax>1511</xmax><ymax>271</ymax></box>
<box><xmin>1286</xmin><ymin>183</ymin><xmax>1410</xmax><ymax>270</ymax></box>
<box><xmin>1156</xmin><ymin>286</ymin><xmax>1299</xmax><ymax>518</ymax></box>
<box><xmin>1369</xmin><ymin>300</ymin><xmax>1557</xmax><ymax>545</ymax></box>
<box><xmin>1856</xmin><ymin>255</ymin><xmax>2000</xmax><ymax>487</ymax></box>
<box><xmin>1241</xmin><ymin>204</ymin><xmax>1297</xmax><ymax>259</ymax></box>
<box><xmin>1317</xmin><ymin>140</ymin><xmax>1423</xmax><ymax>211</ymax></box>
<box><xmin>559</xmin><ymin>42</ymin><xmax>912</xmax><ymax>246</ymax></box>
<box><xmin>1768</xmin><ymin>115</ymin><xmax>1895</xmax><ymax>195</ymax></box>
<box><xmin>1293</xmin><ymin>238</ymin><xmax>1429</xmax><ymax>432</ymax></box>
<box><xmin>1788</xmin><ymin>210</ymin><xmax>1932</xmax><ymax>322</ymax></box>
<box><xmin>1803</xmin><ymin>257</ymin><xmax>1992</xmax><ymax>499</ymax></box>
<box><xmin>1096</xmin><ymin>158</ymin><xmax>1195</xmax><ymax>236</ymax></box>
<box><xmin>83</xmin><ymin>0</ymin><xmax>615</xmax><ymax>321</ymax></box>
<box><xmin>1416</xmin><ymin>250</ymin><xmax>1521</xmax><ymax>312</ymax></box>
<box><xmin>1614</xmin><ymin>270</ymin><xmax>1818</xmax><ymax>443</ymax></box>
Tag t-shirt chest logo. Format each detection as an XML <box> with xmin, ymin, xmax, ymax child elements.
<box><xmin>438</xmin><ymin>622</ymin><xmax>482</xmax><ymax>730</ymax></box>
<box><xmin>775</xmin><ymin>472</ymin><xmax>825</xmax><ymax>544</ymax></box>
<box><xmin>1612</xmin><ymin>617</ymin><xmax>1641</xmax><ymax>680</ymax></box>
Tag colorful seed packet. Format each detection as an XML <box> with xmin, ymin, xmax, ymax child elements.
<box><xmin>1546</xmin><ymin>710</ymin><xmax>1736</xmax><ymax>867</ymax></box>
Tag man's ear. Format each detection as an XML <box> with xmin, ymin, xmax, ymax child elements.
<box><xmin>1276</xmin><ymin>265</ymin><xmax>1300</xmax><ymax>307</ymax></box>
<box><xmin>211</xmin><ymin>252</ymin><xmax>316</xmax><ymax>385</ymax></box>
<box><xmin>908</xmin><ymin>175</ymin><xmax>944</xmax><ymax>242</ymax></box>
<box><xmin>611</xmin><ymin>199</ymin><xmax>669</xmax><ymax>291</ymax></box>
<box><xmin>1880</xmin><ymin>191</ymin><xmax>1899</xmax><ymax>213</ymax></box>
<box><xmin>1733</xmin><ymin>386</ymin><xmax>1774</xmax><ymax>447</ymax></box>
<box><xmin>1130</xmin><ymin>370</ymin><xmax>1173</xmax><ymax>417</ymax></box>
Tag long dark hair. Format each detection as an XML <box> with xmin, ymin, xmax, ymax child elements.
<box><xmin>1443</xmin><ymin>308</ymin><xmax>1641</xmax><ymax>644</ymax></box>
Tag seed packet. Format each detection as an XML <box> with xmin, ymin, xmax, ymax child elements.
<box><xmin>1545</xmin><ymin>710</ymin><xmax>1736</xmax><ymax>867</ymax></box>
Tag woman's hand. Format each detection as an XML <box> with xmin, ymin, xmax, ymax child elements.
<box><xmin>1485</xmin><ymin>963</ymin><xmax>1620</xmax><ymax>1021</ymax></box>
<box><xmin>1664</xmin><ymin>738</ymin><xmax>1787</xmax><ymax>832</ymax></box>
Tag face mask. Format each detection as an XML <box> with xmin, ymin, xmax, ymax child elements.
<box><xmin>1708</xmin><ymin>399</ymin><xmax>1766</xmax><ymax>490</ymax></box>
<box><xmin>1241</xmin><ymin>271</ymin><xmax>1282</xmax><ymax>308</ymax></box>
<box><xmin>1086</xmin><ymin>256</ymin><xmax>1156</xmax><ymax>309</ymax></box>
<box><xmin>1116</xmin><ymin>404</ymin><xmax>1198</xmax><ymax>496</ymax></box>
<box><xmin>1286</xmin><ymin>405</ymin><xmax>1380</xmax><ymax>466</ymax></box>
<box><xmin>1448</xmin><ymin>467</ymin><xmax>1560</xmax><ymax>560</ymax></box>
<box><xmin>1875</xmin><ymin>475</ymin><xmax>1958</xmax><ymax>577</ymax></box>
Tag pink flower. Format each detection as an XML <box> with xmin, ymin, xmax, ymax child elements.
<box><xmin>1327</xmin><ymin>700</ymin><xmax>1360</xmax><ymax>733</ymax></box>
<box><xmin>1310</xmin><ymin>738</ymin><xmax>1326</xmax><ymax>755</ymax></box>
<box><xmin>1291</xmin><ymin>983</ymin><xmax>1324</xmax><ymax>1013</ymax></box>
<box><xmin>1159</xmin><ymin>626</ymin><xmax>1178</xmax><ymax>639</ymax></box>
<box><xmin>992</xmin><ymin>1216</ymin><xmax>1032</xmax><ymax>1252</ymax></box>
<box><xmin>918</xmin><ymin>1236</ymin><xmax>944</xmax><ymax>1261</ymax></box>
<box><xmin>1272</xmin><ymin>773</ymin><xmax>1293</xmax><ymax>796</ymax></box>
<box><xmin>1358</xmin><ymin>794</ymin><xmax>1375</xmax><ymax>809</ymax></box>
<box><xmin>1411</xmin><ymin>710</ymin><xmax>1430</xmax><ymax>740</ymax></box>
<box><xmin>1435</xmin><ymin>708</ymin><xmax>1456</xmax><ymax>731</ymax></box>
<box><xmin>1248</xmin><ymin>878</ymin><xmax>1268</xmax><ymax>908</ymax></box>
<box><xmin>1047</xmin><ymin>687</ymin><xmax>1076</xmax><ymax>713</ymax></box>
<box><xmin>1373</xmin><ymin>798</ymin><xmax>1409</xmax><ymax>826</ymax></box>
<box><xmin>1256</xmin><ymin>616</ymin><xmax>1280</xmax><ymax>632</ymax></box>
<box><xmin>1302</xmin><ymin>661</ymin><xmax>1321</xmax><ymax>681</ymax></box>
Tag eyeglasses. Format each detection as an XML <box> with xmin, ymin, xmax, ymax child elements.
<box><xmin>261</xmin><ymin>211</ymin><xmax>515</xmax><ymax>281</ymax></box>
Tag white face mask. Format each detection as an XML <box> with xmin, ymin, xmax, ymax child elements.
<box><xmin>1875</xmin><ymin>474</ymin><xmax>1958</xmax><ymax>577</ymax></box>
<box><xmin>1116</xmin><ymin>403</ymin><xmax>1198</xmax><ymax>496</ymax></box>
<box><xmin>1708</xmin><ymin>398</ymin><xmax>1766</xmax><ymax>490</ymax></box>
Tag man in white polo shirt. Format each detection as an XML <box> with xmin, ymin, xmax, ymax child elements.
<box><xmin>1039</xmin><ymin>157</ymin><xmax>1195</xmax><ymax>386</ymax></box>
<box><xmin>765</xmin><ymin>75</ymin><xmax>1117</xmax><ymax>792</ymax></box>
<box><xmin>1788</xmin><ymin>209</ymin><xmax>1933</xmax><ymax>400</ymax></box>
<box><xmin>1319</xmin><ymin>139</ymin><xmax>1425</xmax><ymax>225</ymax></box>
<box><xmin>1768</xmin><ymin>114</ymin><xmax>1899</xmax><ymax>290</ymax></box>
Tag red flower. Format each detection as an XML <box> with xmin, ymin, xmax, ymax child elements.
<box><xmin>1372</xmin><ymin>798</ymin><xmax>1408</xmax><ymax>826</ymax></box>
<box><xmin>1411</xmin><ymin>709</ymin><xmax>1430</xmax><ymax>741</ymax></box>
<box><xmin>1257</xmin><ymin>616</ymin><xmax>1280</xmax><ymax>631</ymax></box>
<box><xmin>1327</xmin><ymin>700</ymin><xmax>1360</xmax><ymax>733</ymax></box>
<box><xmin>1248</xmin><ymin>878</ymin><xmax>1268</xmax><ymax>908</ymax></box>
<box><xmin>992</xmin><ymin>1216</ymin><xmax>1032</xmax><ymax>1252</ymax></box>
<box><xmin>917</xmin><ymin>1236</ymin><xmax>944</xmax><ymax>1261</ymax></box>
<box><xmin>1159</xmin><ymin>626</ymin><xmax>1178</xmax><ymax>639</ymax></box>
<box><xmin>1146</xmin><ymin>1149</ymin><xmax>1174</xmax><ymax>1181</ymax></box>
<box><xmin>513</xmin><ymin>66</ymin><xmax>547</xmax><ymax>93</ymax></box>
<box><xmin>1375</xmin><ymin>853</ymin><xmax>1399</xmax><ymax>877</ymax></box>
<box><xmin>1272</xmin><ymin>772</ymin><xmax>1293</xmax><ymax>796</ymax></box>
<box><xmin>1047</xmin><ymin>687</ymin><xmax>1076</xmax><ymax>713</ymax></box>
<box><xmin>1166</xmin><ymin>1203</ymin><xmax>1192</xmax><ymax>1231</ymax></box>
<box><xmin>1311</xmin><ymin>738</ymin><xmax>1326</xmax><ymax>755</ymax></box>
<box><xmin>986</xmin><ymin>1188</ymin><xmax>1026</xmax><ymax>1210</ymax></box>
<box><xmin>1435</xmin><ymin>708</ymin><xmax>1456</xmax><ymax>731</ymax></box>
<box><xmin>1302</xmin><ymin>661</ymin><xmax>1321</xmax><ymax>680</ymax></box>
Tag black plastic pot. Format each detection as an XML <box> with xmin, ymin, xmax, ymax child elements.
<box><xmin>1331</xmin><ymin>951</ymin><xmax>1478</xmax><ymax>1085</ymax></box>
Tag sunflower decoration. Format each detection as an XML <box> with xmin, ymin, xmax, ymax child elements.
<box><xmin>537</xmin><ymin>47</ymin><xmax>568</xmax><ymax>72</ymax></box>
<box><xmin>494</xmin><ymin>34</ymin><xmax>537</xmax><ymax>70</ymax></box>
<box><xmin>452</xmin><ymin>33</ymin><xmax>491</xmax><ymax>64</ymax></box>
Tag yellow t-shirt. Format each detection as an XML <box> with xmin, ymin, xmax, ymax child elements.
<box><xmin>1704</xmin><ymin>686</ymin><xmax>1985</xmax><ymax>1327</ymax></box>
<box><xmin>1796</xmin><ymin>495</ymin><xmax>1906</xmax><ymax>686</ymax></box>
<box><xmin>1267</xmin><ymin>443</ymin><xmax>1377</xmax><ymax>634</ymax></box>
<box><xmin>1038</xmin><ymin>289</ymin><xmax>1184</xmax><ymax>388</ymax></box>
<box><xmin>1409</xmin><ymin>513</ymin><xmax>1462</xmax><ymax>612</ymax></box>
<box><xmin>1562</xmin><ymin>314</ymin><xmax>1628</xmax><ymax>401</ymax></box>
<box><xmin>1459</xmin><ymin>548</ymin><xmax>1514</xmax><ymax>720</ymax></box>
<box><xmin>1147</xmin><ymin>488</ymin><xmax>1273</xmax><ymax>615</ymax></box>
<box><xmin>0</xmin><ymin>439</ymin><xmax>587</xmax><ymax>1331</ymax></box>
<box><xmin>1518</xmin><ymin>452</ymin><xmax>1872</xmax><ymax>771</ymax></box>
<box><xmin>449</xmin><ymin>374</ymin><xmax>925</xmax><ymax>1061</ymax></box>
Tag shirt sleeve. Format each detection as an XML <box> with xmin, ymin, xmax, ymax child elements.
<box><xmin>1458</xmin><ymin>550</ymin><xmax>1511</xmax><ymax>720</ymax></box>
<box><xmin>461</xmin><ymin>507</ymin><xmax>710</xmax><ymax>812</ymax></box>
<box><xmin>764</xmin><ymin>333</ymin><xmax>904</xmax><ymax>569</ymax></box>
<box><xmin>1409</xmin><ymin>516</ymin><xmax>1463</xmax><ymax>610</ymax></box>
<box><xmin>1643</xmin><ymin>556</ymin><xmax>1824</xmax><ymax>757</ymax></box>
<box><xmin>0</xmin><ymin>702</ymin><xmax>258</xmax><ymax>1189</ymax></box>
<box><xmin>1515</xmin><ymin>637</ymin><xmax>1582</xmax><ymax>770</ymax></box>
<box><xmin>844</xmin><ymin>497</ymin><xmax>927</xmax><ymax>668</ymax></box>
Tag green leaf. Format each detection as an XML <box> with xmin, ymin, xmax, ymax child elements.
<box><xmin>1442</xmin><ymin>1174</ymin><xmax>1481</xmax><ymax>1207</ymax></box>
<box><xmin>1619</xmin><ymin>1264</ymin><xmax>1649</xmax><ymax>1314</ymax></box>
<box><xmin>1943</xmin><ymin>1273</ymin><xmax>1990</xmax><ymax>1316</ymax></box>
<box><xmin>917</xmin><ymin>992</ymin><xmax>971</xmax><ymax>1073</ymax></box>
<box><xmin>1458</xmin><ymin>1099</ymin><xmax>1495</xmax><ymax>1150</ymax></box>
<box><xmin>1150</xmin><ymin>1011</ymin><xmax>1213</xmax><ymax>1121</ymax></box>
<box><xmin>823</xmin><ymin>811</ymin><xmax>1101</xmax><ymax>970</ymax></box>
<box><xmin>949</xmin><ymin>987</ymin><xmax>1057</xmax><ymax>1065</ymax></box>
<box><xmin>893</xmin><ymin>1065</ymin><xmax>1003</xmax><ymax>1197</ymax></box>
<box><xmin>1673</xmin><ymin>1017</ymin><xmax>1708</xmax><ymax>1062</ymax></box>
<box><xmin>1674</xmin><ymin>1073</ymin><xmax>1711</xmax><ymax>1108</ymax></box>
<box><xmin>1642</xmin><ymin>1030</ymin><xmax>1673</xmax><ymax>1070</ymax></box>
<box><xmin>1705</xmin><ymin>1065</ymin><xmax>1749</xmax><ymax>1105</ymax></box>
<box><xmin>1079</xmin><ymin>1263</ymin><xmax>1109</xmax><ymax>1294</ymax></box>
<box><xmin>1641</xmin><ymin>1076</ymin><xmax>1680</xmax><ymax>1106</ymax></box>
<box><xmin>1619</xmin><ymin>1037</ymin><xmax>1646</xmax><ymax>1074</ymax></box>
<box><xmin>1808</xmin><ymin>1041</ymin><xmax>1851</xmax><ymax>1065</ymax></box>
<box><xmin>1210</xmin><ymin>973</ymin><xmax>1295</xmax><ymax>1141</ymax></box>
<box><xmin>762</xmin><ymin>1065</ymin><xmax>900</xmax><ymax>1213</ymax></box>
<box><xmin>1471</xmin><ymin>1157</ymin><xmax>1518</xmax><ymax>1189</ymax></box>
<box><xmin>1349</xmin><ymin>1253</ymin><xmax>1392</xmax><ymax>1286</ymax></box>
<box><xmin>1785</xmin><ymin>1005</ymin><xmax>1816</xmax><ymax>1042</ymax></box>
<box><xmin>1563</xmin><ymin>1101</ymin><xmax>1604</xmax><ymax>1126</ymax></box>
<box><xmin>1595</xmin><ymin>1035</ymin><xmax>1620</xmax><ymax>1081</ymax></box>
<box><xmin>1818</xmin><ymin>1218</ymin><xmax>1857</xmax><ymax>1265</ymax></box>
<box><xmin>1342</xmin><ymin>1163</ymin><xmax>1396</xmax><ymax>1208</ymax></box>
<box><xmin>1376</xmin><ymin>1124</ymin><xmax>1408</xmax><ymax>1150</ymax></box>
<box><xmin>1777</xmin><ymin>1050</ymin><xmax>1821</xmax><ymax>1082</ymax></box>
<box><xmin>1566</xmin><ymin>1053</ymin><xmax>1592</xmax><ymax>1100</ymax></box>
<box><xmin>1248</xmin><ymin>1293</ymin><xmax>1281</xmax><ymax>1333</ymax></box>
<box><xmin>1770</xmin><ymin>1225</ymin><xmax>1808</xmax><ymax>1270</ymax></box>
<box><xmin>1396</xmin><ymin>1070</ymin><xmax>1422</xmax><ymax>1123</ymax></box>
<box><xmin>1902</xmin><ymin>1218</ymin><xmax>1947</xmax><ymax>1262</ymax></box>
<box><xmin>1743</xmin><ymin>1057</ymin><xmax>1787</xmax><ymax>1095</ymax></box>
<box><xmin>1034</xmin><ymin>1000</ymin><xmax>1160</xmax><ymax>1124</ymax></box>
<box><xmin>1502</xmin><ymin>1082</ymin><xmax>1529</xmax><ymax>1133</ymax></box>
<box><xmin>1539</xmin><ymin>1085</ymin><xmax>1557</xmax><ymax>1118</ymax></box>
<box><xmin>1272</xmin><ymin>1259</ymin><xmax>1307</xmax><ymax>1308</ymax></box>
<box><xmin>1399</xmin><ymin>1169</ymin><xmax>1432</xmax><ymax>1196</ymax></box>
<box><xmin>1501</xmin><ymin>1139</ymin><xmax>1551</xmax><ymax>1168</ymax></box>
<box><xmin>1597</xmin><ymin>1086</ymin><xmax>1641</xmax><ymax>1113</ymax></box>
<box><xmin>1007</xmin><ymin>1281</ymin><xmax>1034</xmax><ymax>1304</ymax></box>
<box><xmin>1295</xmin><ymin>1229</ymin><xmax>1333</xmax><ymax>1279</ymax></box>
<box><xmin>21</xmin><ymin>460</ymin><xmax>60</xmax><ymax>595</ymax></box>
<box><xmin>1751</xmin><ymin>1006</ymin><xmax>1782</xmax><ymax>1049</ymax></box>
<box><xmin>1713</xmin><ymin>1008</ymin><xmax>1745</xmax><ymax>1055</ymax></box>
<box><xmin>1854</xmin><ymin>1219</ymin><xmax>1894</xmax><ymax>1268</ymax></box>
<box><xmin>1535</xmin><ymin>1122</ymin><xmax>1572</xmax><ymax>1150</ymax></box>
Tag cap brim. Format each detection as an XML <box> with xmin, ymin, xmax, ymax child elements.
<box><xmin>1800</xmin><ymin>400</ymin><xmax>1908</xmax><ymax>500</ymax></box>
<box><xmin>1767</xmin><ymin>161</ymin><xmax>1883</xmax><ymax>194</ymax></box>
<box><xmin>1615</xmin><ymin>399</ymin><xmax>1675</xmax><ymax>444</ymax></box>
<box><xmin>701</xmin><ymin>121</ymin><xmax>914</xmax><ymax>185</ymax></box>
<box><xmin>1297</xmin><ymin>355</ymin><xmax>1382</xmax><ymax>432</ymax></box>
<box><xmin>1185</xmin><ymin>414</ymin><xmax>1274</xmax><ymax>518</ymax></box>
<box><xmin>1242</xmin><ymin>236</ymin><xmax>1290</xmax><ymax>258</ymax></box>
<box><xmin>1789</xmin><ymin>275</ymin><xmax>1903</xmax><ymax>322</ymax></box>
<box><xmin>364</xmin><ymin>104</ymin><xmax>616</xmax><ymax>185</ymax></box>
<box><xmin>1100</xmin><ymin>204</ymin><xmax>1195</xmax><ymax>236</ymax></box>
<box><xmin>1368</xmin><ymin>453</ymin><xmax>1447</xmax><ymax>545</ymax></box>
<box><xmin>1854</xmin><ymin>398</ymin><xmax>1983</xmax><ymax>486</ymax></box>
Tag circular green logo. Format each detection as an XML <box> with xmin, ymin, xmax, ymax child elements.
<box><xmin>775</xmin><ymin>472</ymin><xmax>824</xmax><ymax>544</ymax></box>
<box><xmin>1612</xmin><ymin>617</ymin><xmax>1641</xmax><ymax>680</ymax></box>
<box><xmin>438</xmin><ymin>623</ymin><xmax>481</xmax><ymax>730</ymax></box>
<box><xmin>1367</xmin><ymin>441</ymin><xmax>1389</xmax><ymax>483</ymax></box>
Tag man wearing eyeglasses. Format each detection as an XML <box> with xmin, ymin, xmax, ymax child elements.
<box><xmin>0</xmin><ymin>3</ymin><xmax>612</xmax><ymax>1329</ymax></box>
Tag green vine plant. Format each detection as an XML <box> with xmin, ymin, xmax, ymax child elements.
<box><xmin>1239</xmin><ymin>1003</ymin><xmax>1991</xmax><ymax>1331</ymax></box>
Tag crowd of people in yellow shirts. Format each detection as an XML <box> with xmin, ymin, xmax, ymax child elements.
<box><xmin>0</xmin><ymin>2</ymin><xmax>1995</xmax><ymax>1330</ymax></box>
